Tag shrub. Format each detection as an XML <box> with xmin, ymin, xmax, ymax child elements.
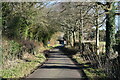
<box><xmin>9</xmin><ymin>40</ymin><xmax>22</xmax><ymax>60</ymax></box>
<box><xmin>21</xmin><ymin>40</ymin><xmax>36</xmax><ymax>55</ymax></box>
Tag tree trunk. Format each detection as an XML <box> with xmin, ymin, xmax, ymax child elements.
<box><xmin>106</xmin><ymin>3</ymin><xmax>116</xmax><ymax>55</ymax></box>
<box><xmin>79</xmin><ymin>8</ymin><xmax>83</xmax><ymax>49</ymax></box>
<box><xmin>67</xmin><ymin>31</ymin><xmax>69</xmax><ymax>45</ymax></box>
<box><xmin>81</xmin><ymin>15</ymin><xmax>84</xmax><ymax>43</ymax></box>
<box><xmin>69</xmin><ymin>31</ymin><xmax>72</xmax><ymax>47</ymax></box>
<box><xmin>72</xmin><ymin>31</ymin><xmax>75</xmax><ymax>47</ymax></box>
<box><xmin>96</xmin><ymin>26</ymin><xmax>99</xmax><ymax>55</ymax></box>
<box><xmin>96</xmin><ymin>5</ymin><xmax>100</xmax><ymax>55</ymax></box>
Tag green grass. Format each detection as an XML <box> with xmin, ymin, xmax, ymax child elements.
<box><xmin>52</xmin><ymin>44</ymin><xmax>62</xmax><ymax>47</ymax></box>
<box><xmin>84</xmin><ymin>68</ymin><xmax>106</xmax><ymax>79</ymax></box>
<box><xmin>0</xmin><ymin>54</ymin><xmax>46</xmax><ymax>78</ymax></box>
<box><xmin>99</xmin><ymin>42</ymin><xmax>105</xmax><ymax>45</ymax></box>
<box><xmin>47</xmin><ymin>44</ymin><xmax>62</xmax><ymax>49</ymax></box>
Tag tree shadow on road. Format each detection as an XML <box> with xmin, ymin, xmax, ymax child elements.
<box><xmin>40</xmin><ymin>46</ymin><xmax>91</xmax><ymax>80</ymax></box>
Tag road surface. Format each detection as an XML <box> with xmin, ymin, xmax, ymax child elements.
<box><xmin>27</xmin><ymin>47</ymin><xmax>87</xmax><ymax>79</ymax></box>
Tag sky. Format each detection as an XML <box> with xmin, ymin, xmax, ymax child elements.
<box><xmin>115</xmin><ymin>15</ymin><xmax>120</xmax><ymax>31</ymax></box>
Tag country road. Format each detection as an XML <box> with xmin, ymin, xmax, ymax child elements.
<box><xmin>27</xmin><ymin>47</ymin><xmax>87</xmax><ymax>79</ymax></box>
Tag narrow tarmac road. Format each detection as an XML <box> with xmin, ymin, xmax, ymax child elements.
<box><xmin>27</xmin><ymin>47</ymin><xmax>86</xmax><ymax>79</ymax></box>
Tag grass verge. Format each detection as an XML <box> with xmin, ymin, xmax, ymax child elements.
<box><xmin>73</xmin><ymin>54</ymin><xmax>107</xmax><ymax>80</ymax></box>
<box><xmin>0</xmin><ymin>53</ymin><xmax>46</xmax><ymax>78</ymax></box>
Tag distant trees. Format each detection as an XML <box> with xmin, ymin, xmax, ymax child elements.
<box><xmin>59</xmin><ymin>2</ymin><xmax>96</xmax><ymax>47</ymax></box>
<box><xmin>58</xmin><ymin>2</ymin><xmax>107</xmax><ymax>54</ymax></box>
<box><xmin>99</xmin><ymin>30</ymin><xmax>106</xmax><ymax>41</ymax></box>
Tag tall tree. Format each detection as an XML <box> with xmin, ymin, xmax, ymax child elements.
<box><xmin>97</xmin><ymin>2</ymin><xmax>116</xmax><ymax>55</ymax></box>
<box><xmin>105</xmin><ymin>2</ymin><xmax>116</xmax><ymax>55</ymax></box>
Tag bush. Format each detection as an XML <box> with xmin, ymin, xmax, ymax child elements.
<box><xmin>21</xmin><ymin>40</ymin><xmax>36</xmax><ymax>55</ymax></box>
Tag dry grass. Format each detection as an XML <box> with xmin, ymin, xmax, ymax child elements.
<box><xmin>73</xmin><ymin>53</ymin><xmax>107</xmax><ymax>79</ymax></box>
